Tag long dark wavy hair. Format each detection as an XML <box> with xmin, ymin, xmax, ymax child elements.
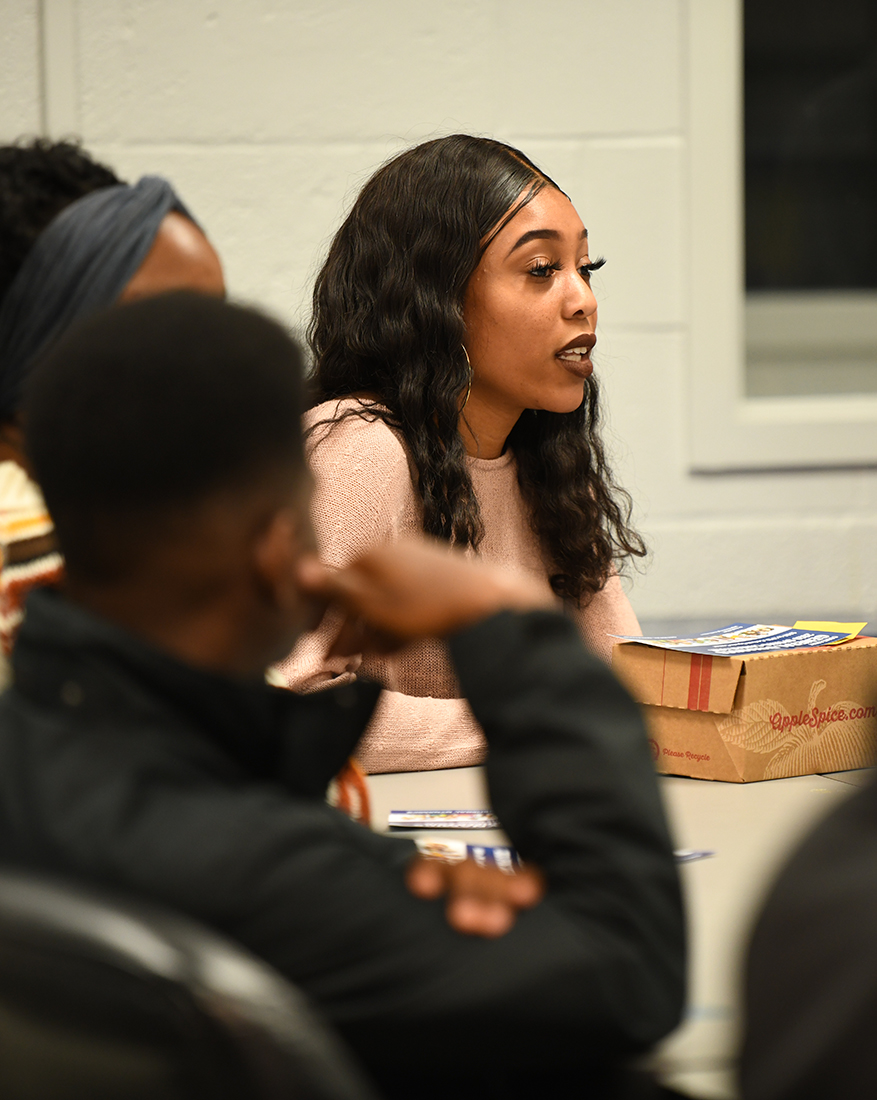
<box><xmin>309</xmin><ymin>134</ymin><xmax>645</xmax><ymax>604</ymax></box>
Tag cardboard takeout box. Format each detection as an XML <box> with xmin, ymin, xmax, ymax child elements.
<box><xmin>613</xmin><ymin>636</ymin><xmax>877</xmax><ymax>782</ymax></box>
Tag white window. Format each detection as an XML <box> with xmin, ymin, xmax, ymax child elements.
<box><xmin>688</xmin><ymin>2</ymin><xmax>877</xmax><ymax>470</ymax></box>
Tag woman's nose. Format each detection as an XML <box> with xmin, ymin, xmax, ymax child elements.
<box><xmin>564</xmin><ymin>272</ymin><xmax>598</xmax><ymax>319</ymax></box>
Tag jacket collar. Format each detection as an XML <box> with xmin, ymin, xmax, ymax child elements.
<box><xmin>12</xmin><ymin>589</ymin><xmax>380</xmax><ymax>796</ymax></box>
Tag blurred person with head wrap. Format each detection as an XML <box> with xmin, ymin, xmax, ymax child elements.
<box><xmin>0</xmin><ymin>139</ymin><xmax>225</xmax><ymax>657</ymax></box>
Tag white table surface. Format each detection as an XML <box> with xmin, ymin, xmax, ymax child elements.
<box><xmin>366</xmin><ymin>765</ymin><xmax>873</xmax><ymax>1099</ymax></box>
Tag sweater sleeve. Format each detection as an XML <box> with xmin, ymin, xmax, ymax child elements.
<box><xmin>278</xmin><ymin>408</ymin><xmax>417</xmax><ymax>692</ymax></box>
<box><xmin>352</xmin><ymin>690</ymin><xmax>485</xmax><ymax>773</ymax></box>
<box><xmin>573</xmin><ymin>569</ymin><xmax>641</xmax><ymax>662</ymax></box>
<box><xmin>278</xmin><ymin>406</ymin><xmax>488</xmax><ymax>771</ymax></box>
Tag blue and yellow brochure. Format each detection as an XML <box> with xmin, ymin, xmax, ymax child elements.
<box><xmin>611</xmin><ymin>621</ymin><xmax>866</xmax><ymax>658</ymax></box>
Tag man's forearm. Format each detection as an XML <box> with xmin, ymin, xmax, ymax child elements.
<box><xmin>449</xmin><ymin>609</ymin><xmax>686</xmax><ymax>1047</ymax></box>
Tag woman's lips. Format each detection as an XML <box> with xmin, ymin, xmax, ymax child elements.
<box><xmin>557</xmin><ymin>355</ymin><xmax>593</xmax><ymax>380</ymax></box>
<box><xmin>556</xmin><ymin>335</ymin><xmax>596</xmax><ymax>378</ymax></box>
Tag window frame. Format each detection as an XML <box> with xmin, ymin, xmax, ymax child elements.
<box><xmin>687</xmin><ymin>1</ymin><xmax>877</xmax><ymax>471</ymax></box>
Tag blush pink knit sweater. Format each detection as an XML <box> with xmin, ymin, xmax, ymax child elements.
<box><xmin>277</xmin><ymin>399</ymin><xmax>641</xmax><ymax>773</ymax></box>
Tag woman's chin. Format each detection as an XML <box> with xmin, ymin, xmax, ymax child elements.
<box><xmin>535</xmin><ymin>389</ymin><xmax>588</xmax><ymax>416</ymax></box>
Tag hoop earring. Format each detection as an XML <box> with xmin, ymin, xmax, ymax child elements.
<box><xmin>460</xmin><ymin>345</ymin><xmax>473</xmax><ymax>411</ymax></box>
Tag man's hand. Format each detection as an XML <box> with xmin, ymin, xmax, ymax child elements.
<box><xmin>406</xmin><ymin>855</ymin><xmax>545</xmax><ymax>938</ymax></box>
<box><xmin>295</xmin><ymin>538</ymin><xmax>553</xmax><ymax>653</ymax></box>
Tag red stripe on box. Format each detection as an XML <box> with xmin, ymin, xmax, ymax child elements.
<box><xmin>697</xmin><ymin>655</ymin><xmax>713</xmax><ymax>711</ymax></box>
<box><xmin>687</xmin><ymin>654</ymin><xmax>702</xmax><ymax>710</ymax></box>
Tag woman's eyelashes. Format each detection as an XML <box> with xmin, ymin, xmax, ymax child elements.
<box><xmin>527</xmin><ymin>256</ymin><xmax>606</xmax><ymax>281</ymax></box>
<box><xmin>527</xmin><ymin>260</ymin><xmax>561</xmax><ymax>279</ymax></box>
<box><xmin>583</xmin><ymin>256</ymin><xmax>606</xmax><ymax>278</ymax></box>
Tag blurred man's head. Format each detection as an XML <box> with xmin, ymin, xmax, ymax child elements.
<box><xmin>24</xmin><ymin>293</ymin><xmax>317</xmax><ymax>676</ymax></box>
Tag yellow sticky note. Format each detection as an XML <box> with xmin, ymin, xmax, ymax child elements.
<box><xmin>794</xmin><ymin>621</ymin><xmax>868</xmax><ymax>644</ymax></box>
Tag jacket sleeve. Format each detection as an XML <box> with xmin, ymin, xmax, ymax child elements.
<box><xmin>249</xmin><ymin>611</ymin><xmax>683</xmax><ymax>1079</ymax></box>
<box><xmin>67</xmin><ymin>609</ymin><xmax>682</xmax><ymax>1087</ymax></box>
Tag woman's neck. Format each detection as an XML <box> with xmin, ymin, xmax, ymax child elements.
<box><xmin>458</xmin><ymin>394</ymin><xmax>521</xmax><ymax>459</ymax></box>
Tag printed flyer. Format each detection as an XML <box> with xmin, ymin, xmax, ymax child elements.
<box><xmin>413</xmin><ymin>837</ymin><xmax>520</xmax><ymax>872</ymax></box>
<box><xmin>397</xmin><ymin>813</ymin><xmax>713</xmax><ymax>868</ymax></box>
<box><xmin>388</xmin><ymin>809</ymin><xmax>501</xmax><ymax>830</ymax></box>
<box><xmin>611</xmin><ymin>621</ymin><xmax>866</xmax><ymax>659</ymax></box>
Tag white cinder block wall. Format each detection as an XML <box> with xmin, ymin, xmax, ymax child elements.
<box><xmin>4</xmin><ymin>0</ymin><xmax>877</xmax><ymax>626</ymax></box>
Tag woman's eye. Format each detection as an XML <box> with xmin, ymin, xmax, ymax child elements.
<box><xmin>579</xmin><ymin>256</ymin><xmax>607</xmax><ymax>281</ymax></box>
<box><xmin>528</xmin><ymin>262</ymin><xmax>559</xmax><ymax>279</ymax></box>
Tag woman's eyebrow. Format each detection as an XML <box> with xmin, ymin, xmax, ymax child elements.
<box><xmin>506</xmin><ymin>226</ymin><xmax>589</xmax><ymax>257</ymax></box>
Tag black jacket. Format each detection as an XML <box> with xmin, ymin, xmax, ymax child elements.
<box><xmin>0</xmin><ymin>589</ymin><xmax>684</xmax><ymax>1097</ymax></box>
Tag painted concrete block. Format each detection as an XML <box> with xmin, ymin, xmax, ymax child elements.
<box><xmin>79</xmin><ymin>0</ymin><xmax>501</xmax><ymax>142</ymax></box>
<box><xmin>633</xmin><ymin>518</ymin><xmax>877</xmax><ymax>621</ymax></box>
<box><xmin>0</xmin><ymin>1</ymin><xmax>41</xmax><ymax>139</ymax></box>
<box><xmin>90</xmin><ymin>140</ymin><xmax>423</xmax><ymax>324</ymax></box>
<box><xmin>495</xmin><ymin>0</ymin><xmax>682</xmax><ymax>136</ymax></box>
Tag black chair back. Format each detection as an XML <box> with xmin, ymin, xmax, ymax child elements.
<box><xmin>0</xmin><ymin>868</ymin><xmax>380</xmax><ymax>1100</ymax></box>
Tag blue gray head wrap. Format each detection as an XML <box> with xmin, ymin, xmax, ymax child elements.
<box><xmin>0</xmin><ymin>175</ymin><xmax>195</xmax><ymax>418</ymax></box>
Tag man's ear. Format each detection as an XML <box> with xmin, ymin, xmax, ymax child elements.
<box><xmin>252</xmin><ymin>498</ymin><xmax>328</xmax><ymax>637</ymax></box>
<box><xmin>252</xmin><ymin>504</ymin><xmax>305</xmax><ymax>612</ymax></box>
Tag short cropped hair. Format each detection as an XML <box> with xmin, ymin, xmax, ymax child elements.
<box><xmin>0</xmin><ymin>139</ymin><xmax>121</xmax><ymax>306</ymax></box>
<box><xmin>24</xmin><ymin>293</ymin><xmax>306</xmax><ymax>580</ymax></box>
